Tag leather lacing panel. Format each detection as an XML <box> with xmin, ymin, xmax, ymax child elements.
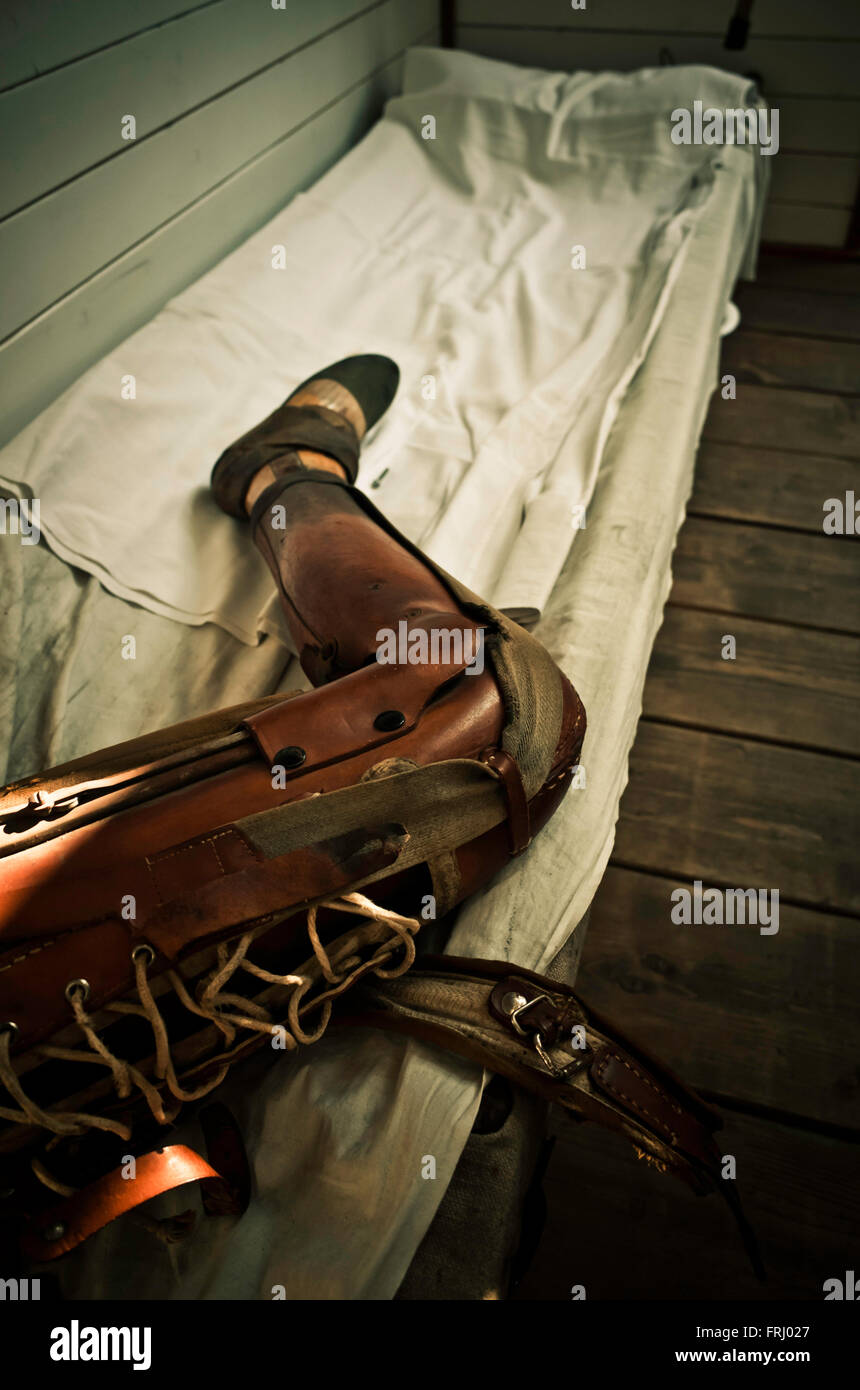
<box><xmin>0</xmin><ymin>892</ymin><xmax>419</xmax><ymax>1176</ymax></box>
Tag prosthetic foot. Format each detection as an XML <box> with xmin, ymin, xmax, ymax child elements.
<box><xmin>211</xmin><ymin>354</ymin><xmax>400</xmax><ymax>517</ymax></box>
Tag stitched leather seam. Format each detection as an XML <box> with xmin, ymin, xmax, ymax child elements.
<box><xmin>599</xmin><ymin>1049</ymin><xmax>684</xmax><ymax>1114</ymax></box>
<box><xmin>0</xmin><ymin>910</ymin><xmax>120</xmax><ymax>975</ymax></box>
<box><xmin>144</xmin><ymin>858</ymin><xmax>164</xmax><ymax>908</ymax></box>
<box><xmin>0</xmin><ymin>937</ymin><xmax>61</xmax><ymax>975</ymax></box>
<box><xmin>209</xmin><ymin>834</ymin><xmax>230</xmax><ymax>875</ymax></box>
<box><xmin>553</xmin><ymin>679</ymin><xmax>586</xmax><ymax>767</ymax></box>
<box><xmin>145</xmin><ymin>829</ymin><xmax>237</xmax><ymax>907</ymax></box>
<box><xmin>255</xmin><ymin>521</ymin><xmax>327</xmax><ymax>651</ymax></box>
<box><xmin>148</xmin><ymin>828</ymin><xmax>235</xmax><ymax>868</ymax></box>
<box><xmin>540</xmin><ymin>762</ymin><xmax>578</xmax><ymax>795</ymax></box>
<box><xmin>596</xmin><ymin>1049</ymin><xmax>682</xmax><ymax>1142</ymax></box>
<box><xmin>543</xmin><ymin>769</ymin><xmax>570</xmax><ymax>790</ymax></box>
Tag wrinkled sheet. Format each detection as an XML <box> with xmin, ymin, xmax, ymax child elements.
<box><xmin>1</xmin><ymin>48</ymin><xmax>763</xmax><ymax>642</ymax></box>
<box><xmin>0</xmin><ymin>48</ymin><xmax>766</xmax><ymax>1298</ymax></box>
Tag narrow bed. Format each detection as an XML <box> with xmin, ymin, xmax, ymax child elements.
<box><xmin>0</xmin><ymin>46</ymin><xmax>766</xmax><ymax>1297</ymax></box>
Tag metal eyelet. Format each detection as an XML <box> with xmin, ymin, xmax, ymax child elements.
<box><xmin>374</xmin><ymin>709</ymin><xmax>406</xmax><ymax>732</ymax></box>
<box><xmin>64</xmin><ymin>978</ymin><xmax>90</xmax><ymax>1004</ymax></box>
<box><xmin>273</xmin><ymin>745</ymin><xmax>306</xmax><ymax>770</ymax></box>
<box><xmin>131</xmin><ymin>943</ymin><xmax>155</xmax><ymax>966</ymax></box>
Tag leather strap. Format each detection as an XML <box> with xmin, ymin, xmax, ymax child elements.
<box><xmin>479</xmin><ymin>749</ymin><xmax>531</xmax><ymax>854</ymax></box>
<box><xmin>253</xmin><ymin>403</ymin><xmax>360</xmax><ymax>480</ymax></box>
<box><xmin>20</xmin><ymin>1145</ymin><xmax>222</xmax><ymax>1261</ymax></box>
<box><xmin>339</xmin><ymin>956</ymin><xmax>765</xmax><ymax>1277</ymax></box>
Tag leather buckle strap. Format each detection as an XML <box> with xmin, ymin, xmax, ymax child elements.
<box><xmin>238</xmin><ymin>402</ymin><xmax>360</xmax><ymax>482</ymax></box>
<box><xmin>486</xmin><ymin>970</ymin><xmax>714</xmax><ymax>1160</ymax></box>
<box><xmin>339</xmin><ymin>955</ymin><xmax>766</xmax><ymax>1279</ymax></box>
<box><xmin>260</xmin><ymin>403</ymin><xmax>360</xmax><ymax>478</ymax></box>
<box><xmin>345</xmin><ymin>958</ymin><xmax>722</xmax><ymax>1171</ymax></box>
<box><xmin>490</xmin><ymin>976</ymin><xmax>592</xmax><ymax>1080</ymax></box>
<box><xmin>479</xmin><ymin>748</ymin><xmax>531</xmax><ymax>855</ymax></box>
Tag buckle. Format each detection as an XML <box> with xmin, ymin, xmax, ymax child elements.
<box><xmin>498</xmin><ymin>988</ymin><xmax>590</xmax><ymax>1080</ymax></box>
<box><xmin>532</xmin><ymin>1031</ymin><xmax>589</xmax><ymax>1080</ymax></box>
<box><xmin>503</xmin><ymin>990</ymin><xmax>551</xmax><ymax>1036</ymax></box>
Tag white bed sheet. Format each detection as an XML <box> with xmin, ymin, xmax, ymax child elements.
<box><xmin>1</xmin><ymin>48</ymin><xmax>763</xmax><ymax>642</ymax></box>
<box><xmin>2</xmin><ymin>48</ymin><xmax>767</xmax><ymax>1298</ymax></box>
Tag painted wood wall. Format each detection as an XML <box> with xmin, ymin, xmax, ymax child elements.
<box><xmin>3</xmin><ymin>1</ymin><xmax>854</xmax><ymax>447</ymax></box>
<box><xmin>0</xmin><ymin>0</ymin><xmax>438</xmax><ymax>448</ymax></box>
<box><xmin>455</xmin><ymin>0</ymin><xmax>860</xmax><ymax>251</ymax></box>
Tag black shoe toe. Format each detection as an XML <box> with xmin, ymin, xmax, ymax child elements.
<box><xmin>294</xmin><ymin>353</ymin><xmax>399</xmax><ymax>431</ymax></box>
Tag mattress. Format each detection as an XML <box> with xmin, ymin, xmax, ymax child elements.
<box><xmin>0</xmin><ymin>47</ymin><xmax>766</xmax><ymax>1298</ymax></box>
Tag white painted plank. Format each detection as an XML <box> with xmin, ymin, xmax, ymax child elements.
<box><xmin>0</xmin><ymin>0</ymin><xmax>437</xmax><ymax>341</ymax></box>
<box><xmin>0</xmin><ymin>47</ymin><xmax>425</xmax><ymax>449</ymax></box>
<box><xmin>761</xmin><ymin>202</ymin><xmax>851</xmax><ymax>246</ymax></box>
<box><xmin>0</xmin><ymin>0</ymin><xmax>374</xmax><ymax>215</ymax></box>
<box><xmin>0</xmin><ymin>1</ymin><xmax>213</xmax><ymax>91</ymax></box>
<box><xmin>455</xmin><ymin>26</ymin><xmax>859</xmax><ymax>98</ymax></box>
<box><xmin>459</xmin><ymin>0</ymin><xmax>860</xmax><ymax>40</ymax></box>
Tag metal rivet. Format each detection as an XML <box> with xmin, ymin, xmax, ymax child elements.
<box><xmin>64</xmin><ymin>978</ymin><xmax>90</xmax><ymax>1004</ymax></box>
<box><xmin>132</xmin><ymin>943</ymin><xmax>155</xmax><ymax>966</ymax></box>
<box><xmin>373</xmin><ymin>710</ymin><xmax>406</xmax><ymax>733</ymax></box>
<box><xmin>273</xmin><ymin>745</ymin><xmax>306</xmax><ymax>770</ymax></box>
<box><xmin>501</xmin><ymin>992</ymin><xmax>528</xmax><ymax>1016</ymax></box>
<box><xmin>41</xmin><ymin>1221</ymin><xmax>66</xmax><ymax>1243</ymax></box>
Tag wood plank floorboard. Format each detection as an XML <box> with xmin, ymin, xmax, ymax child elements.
<box><xmin>612</xmin><ymin>722</ymin><xmax>860</xmax><ymax>915</ymax></box>
<box><xmin>703</xmin><ymin>384</ymin><xmax>860</xmax><ymax>459</ymax></box>
<box><xmin>719</xmin><ymin>329</ymin><xmax>860</xmax><ymax>395</ymax></box>
<box><xmin>644</xmin><ymin>607</ymin><xmax>860</xmax><ymax>757</ymax></box>
<box><xmin>577</xmin><ymin>866</ymin><xmax>860</xmax><ymax>1129</ymax></box>
<box><xmin>672</xmin><ymin>518</ymin><xmax>860</xmax><ymax>635</ymax></box>
<box><xmin>690</xmin><ymin>441</ymin><xmax>858</xmax><ymax>533</ymax></box>
<box><xmin>733</xmin><ymin>283</ymin><xmax>860</xmax><ymax>341</ymax></box>
<box><xmin>752</xmin><ymin>255</ymin><xmax>860</xmax><ymax>296</ymax></box>
<box><xmin>514</xmin><ymin>1109</ymin><xmax>860</xmax><ymax>1300</ymax></box>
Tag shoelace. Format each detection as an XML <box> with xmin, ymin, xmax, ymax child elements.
<box><xmin>0</xmin><ymin>893</ymin><xmax>419</xmax><ymax>1164</ymax></box>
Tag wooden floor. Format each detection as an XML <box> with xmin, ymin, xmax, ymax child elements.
<box><xmin>515</xmin><ymin>252</ymin><xmax>860</xmax><ymax>1301</ymax></box>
